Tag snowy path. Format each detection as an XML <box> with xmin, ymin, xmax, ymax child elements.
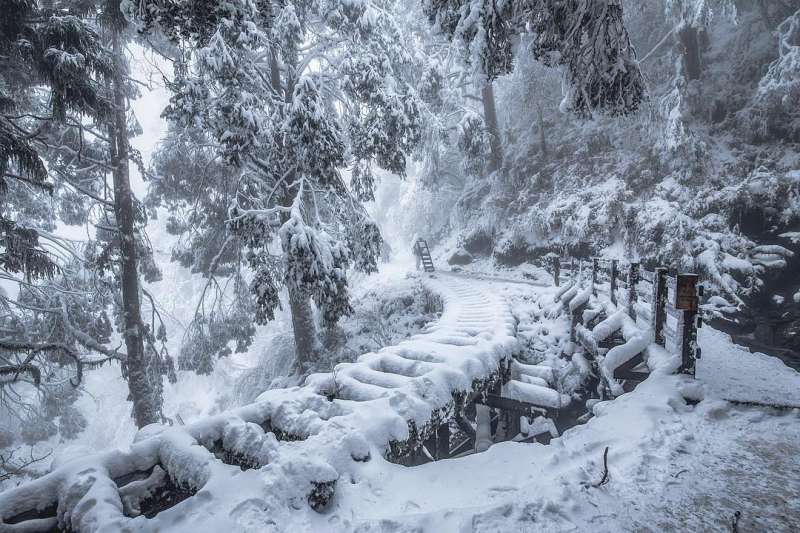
<box><xmin>337</xmin><ymin>374</ymin><xmax>800</xmax><ymax>533</ymax></box>
<box><xmin>445</xmin><ymin>269</ymin><xmax>551</xmax><ymax>287</ymax></box>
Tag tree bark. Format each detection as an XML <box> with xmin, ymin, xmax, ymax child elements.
<box><xmin>677</xmin><ymin>24</ymin><xmax>702</xmax><ymax>81</ymax></box>
<box><xmin>108</xmin><ymin>5</ymin><xmax>160</xmax><ymax>428</ymax></box>
<box><xmin>287</xmin><ymin>288</ymin><xmax>318</xmax><ymax>365</ymax></box>
<box><xmin>481</xmin><ymin>81</ymin><xmax>503</xmax><ymax>173</ymax></box>
<box><xmin>278</xmin><ymin>51</ymin><xmax>319</xmax><ymax>365</ymax></box>
<box><xmin>537</xmin><ymin>103</ymin><xmax>548</xmax><ymax>159</ymax></box>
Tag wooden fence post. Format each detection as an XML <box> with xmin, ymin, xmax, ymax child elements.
<box><xmin>552</xmin><ymin>256</ymin><xmax>560</xmax><ymax>287</ymax></box>
<box><xmin>652</xmin><ymin>267</ymin><xmax>668</xmax><ymax>346</ymax></box>
<box><xmin>592</xmin><ymin>258</ymin><xmax>598</xmax><ymax>296</ymax></box>
<box><xmin>674</xmin><ymin>274</ymin><xmax>699</xmax><ymax>376</ymax></box>
<box><xmin>628</xmin><ymin>263</ymin><xmax>639</xmax><ymax>319</ymax></box>
<box><xmin>610</xmin><ymin>260</ymin><xmax>618</xmax><ymax>306</ymax></box>
<box><xmin>436</xmin><ymin>423</ymin><xmax>450</xmax><ymax>460</ymax></box>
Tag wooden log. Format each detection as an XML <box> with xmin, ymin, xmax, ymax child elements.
<box><xmin>436</xmin><ymin>423</ymin><xmax>450</xmax><ymax>460</ymax></box>
<box><xmin>628</xmin><ymin>263</ymin><xmax>639</xmax><ymax>319</ymax></box>
<box><xmin>651</xmin><ymin>268</ymin><xmax>668</xmax><ymax>346</ymax></box>
<box><xmin>612</xmin><ymin>351</ymin><xmax>649</xmax><ymax>382</ymax></box>
<box><xmin>552</xmin><ymin>256</ymin><xmax>560</xmax><ymax>287</ymax></box>
<box><xmin>675</xmin><ymin>274</ymin><xmax>699</xmax><ymax>375</ymax></box>
<box><xmin>475</xmin><ymin>394</ymin><xmax>557</xmax><ymax>418</ymax></box>
<box><xmin>610</xmin><ymin>260</ymin><xmax>618</xmax><ymax>306</ymax></box>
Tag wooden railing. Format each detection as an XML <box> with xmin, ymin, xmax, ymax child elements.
<box><xmin>551</xmin><ymin>255</ymin><xmax>702</xmax><ymax>376</ymax></box>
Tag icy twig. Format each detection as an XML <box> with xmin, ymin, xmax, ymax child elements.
<box><xmin>592</xmin><ymin>446</ymin><xmax>610</xmax><ymax>488</ymax></box>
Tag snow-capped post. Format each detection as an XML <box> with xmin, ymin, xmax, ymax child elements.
<box><xmin>673</xmin><ymin>274</ymin><xmax>699</xmax><ymax>375</ymax></box>
<box><xmin>628</xmin><ymin>263</ymin><xmax>640</xmax><ymax>319</ymax></box>
<box><xmin>592</xmin><ymin>258</ymin><xmax>599</xmax><ymax>295</ymax></box>
<box><xmin>610</xmin><ymin>260</ymin><xmax>619</xmax><ymax>306</ymax></box>
<box><xmin>652</xmin><ymin>268</ymin><xmax>668</xmax><ymax>346</ymax></box>
<box><xmin>552</xmin><ymin>256</ymin><xmax>560</xmax><ymax>286</ymax></box>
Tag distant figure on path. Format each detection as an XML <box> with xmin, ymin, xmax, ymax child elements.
<box><xmin>412</xmin><ymin>236</ymin><xmax>423</xmax><ymax>271</ymax></box>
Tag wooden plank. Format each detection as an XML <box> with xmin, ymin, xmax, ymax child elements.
<box><xmin>476</xmin><ymin>394</ymin><xmax>556</xmax><ymax>418</ymax></box>
<box><xmin>436</xmin><ymin>423</ymin><xmax>450</xmax><ymax>460</ymax></box>
<box><xmin>613</xmin><ymin>351</ymin><xmax>649</xmax><ymax>381</ymax></box>
<box><xmin>674</xmin><ymin>274</ymin><xmax>699</xmax><ymax>311</ymax></box>
<box><xmin>449</xmin><ymin>437</ymin><xmax>475</xmax><ymax>457</ymax></box>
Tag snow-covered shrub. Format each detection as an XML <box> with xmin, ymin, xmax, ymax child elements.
<box><xmin>447</xmin><ymin>248</ymin><xmax>473</xmax><ymax>265</ymax></box>
<box><xmin>233</xmin><ymin>332</ymin><xmax>297</xmax><ymax>405</ymax></box>
<box><xmin>457</xmin><ymin>111</ymin><xmax>489</xmax><ymax>176</ymax></box>
<box><xmin>0</xmin><ymin>427</ymin><xmax>14</xmax><ymax>449</ymax></box>
<box><xmin>461</xmin><ymin>222</ymin><xmax>495</xmax><ymax>255</ymax></box>
<box><xmin>494</xmin><ymin>233</ymin><xmax>530</xmax><ymax>266</ymax></box>
<box><xmin>20</xmin><ymin>416</ymin><xmax>57</xmax><ymax>446</ymax></box>
<box><xmin>58</xmin><ymin>406</ymin><xmax>87</xmax><ymax>441</ymax></box>
<box><xmin>42</xmin><ymin>386</ymin><xmax>80</xmax><ymax>420</ymax></box>
<box><xmin>738</xmin><ymin>10</ymin><xmax>800</xmax><ymax>143</ymax></box>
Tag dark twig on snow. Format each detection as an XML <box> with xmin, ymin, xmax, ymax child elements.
<box><xmin>672</xmin><ymin>469</ymin><xmax>689</xmax><ymax>478</ymax></box>
<box><xmin>0</xmin><ymin>447</ymin><xmax>53</xmax><ymax>482</ymax></box>
<box><xmin>592</xmin><ymin>446</ymin><xmax>610</xmax><ymax>487</ymax></box>
<box><xmin>731</xmin><ymin>510</ymin><xmax>741</xmax><ymax>533</ymax></box>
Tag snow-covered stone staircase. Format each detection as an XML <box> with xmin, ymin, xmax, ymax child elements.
<box><xmin>0</xmin><ymin>272</ymin><xmax>529</xmax><ymax>532</ymax></box>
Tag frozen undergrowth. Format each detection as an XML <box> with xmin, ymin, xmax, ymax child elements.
<box><xmin>0</xmin><ymin>264</ymin><xmax>438</xmax><ymax>492</ymax></box>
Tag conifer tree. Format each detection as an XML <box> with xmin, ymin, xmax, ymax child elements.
<box><xmin>1</xmin><ymin>0</ymin><xmax>169</xmax><ymax>432</ymax></box>
<box><xmin>423</xmin><ymin>0</ymin><xmax>647</xmax><ymax>116</ymax></box>
<box><xmin>138</xmin><ymin>0</ymin><xmax>422</xmax><ymax>367</ymax></box>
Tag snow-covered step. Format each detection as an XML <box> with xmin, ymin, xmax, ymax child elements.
<box><xmin>518</xmin><ymin>373</ymin><xmax>550</xmax><ymax>388</ymax></box>
<box><xmin>510</xmin><ymin>359</ymin><xmax>556</xmax><ymax>385</ymax></box>
<box><xmin>502</xmin><ymin>380</ymin><xmax>570</xmax><ymax>410</ymax></box>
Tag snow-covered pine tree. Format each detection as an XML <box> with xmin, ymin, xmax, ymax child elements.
<box><xmin>136</xmin><ymin>0</ymin><xmax>422</xmax><ymax>368</ymax></box>
<box><xmin>423</xmin><ymin>0</ymin><xmax>647</xmax><ymax>117</ymax></box>
<box><xmin>1</xmin><ymin>0</ymin><xmax>171</xmax><ymax>433</ymax></box>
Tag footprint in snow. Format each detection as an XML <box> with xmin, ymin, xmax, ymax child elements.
<box><xmin>488</xmin><ymin>485</ymin><xmax>518</xmax><ymax>496</ymax></box>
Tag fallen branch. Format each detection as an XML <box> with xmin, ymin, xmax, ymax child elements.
<box><xmin>592</xmin><ymin>446</ymin><xmax>610</xmax><ymax>487</ymax></box>
<box><xmin>731</xmin><ymin>510</ymin><xmax>741</xmax><ymax>533</ymax></box>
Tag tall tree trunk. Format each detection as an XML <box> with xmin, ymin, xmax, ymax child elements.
<box><xmin>278</xmin><ymin>54</ymin><xmax>319</xmax><ymax>365</ymax></box>
<box><xmin>287</xmin><ymin>290</ymin><xmax>318</xmax><ymax>365</ymax></box>
<box><xmin>108</xmin><ymin>3</ymin><xmax>160</xmax><ymax>428</ymax></box>
<box><xmin>677</xmin><ymin>23</ymin><xmax>702</xmax><ymax>81</ymax></box>
<box><xmin>269</xmin><ymin>48</ymin><xmax>282</xmax><ymax>97</ymax></box>
<box><xmin>481</xmin><ymin>81</ymin><xmax>503</xmax><ymax>173</ymax></box>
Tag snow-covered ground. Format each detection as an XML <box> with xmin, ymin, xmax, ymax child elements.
<box><xmin>5</xmin><ymin>266</ymin><xmax>799</xmax><ymax>532</ymax></box>
<box><xmin>322</xmin><ymin>270</ymin><xmax>800</xmax><ymax>533</ymax></box>
<box><xmin>335</xmin><ymin>375</ymin><xmax>799</xmax><ymax>532</ymax></box>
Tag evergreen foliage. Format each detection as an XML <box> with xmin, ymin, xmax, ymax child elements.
<box><xmin>423</xmin><ymin>0</ymin><xmax>647</xmax><ymax>116</ymax></box>
<box><xmin>143</xmin><ymin>0</ymin><xmax>418</xmax><ymax>369</ymax></box>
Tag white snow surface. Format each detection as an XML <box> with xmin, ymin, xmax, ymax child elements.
<box><xmin>697</xmin><ymin>327</ymin><xmax>800</xmax><ymax>408</ymax></box>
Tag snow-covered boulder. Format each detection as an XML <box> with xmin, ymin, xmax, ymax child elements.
<box><xmin>447</xmin><ymin>247</ymin><xmax>473</xmax><ymax>265</ymax></box>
